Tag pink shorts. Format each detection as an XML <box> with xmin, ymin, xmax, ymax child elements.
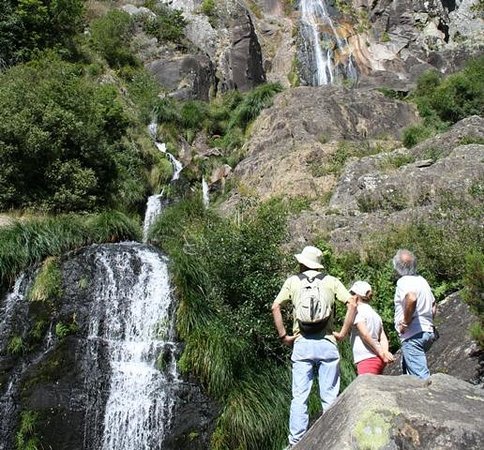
<box><xmin>356</xmin><ymin>356</ymin><xmax>385</xmax><ymax>375</ymax></box>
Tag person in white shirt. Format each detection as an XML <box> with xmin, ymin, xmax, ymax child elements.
<box><xmin>350</xmin><ymin>281</ymin><xmax>394</xmax><ymax>375</ymax></box>
<box><xmin>393</xmin><ymin>249</ymin><xmax>436</xmax><ymax>379</ymax></box>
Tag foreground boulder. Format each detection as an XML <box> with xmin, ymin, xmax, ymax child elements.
<box><xmin>295</xmin><ymin>373</ymin><xmax>484</xmax><ymax>449</ymax></box>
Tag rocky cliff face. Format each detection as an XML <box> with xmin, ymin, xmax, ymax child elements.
<box><xmin>120</xmin><ymin>0</ymin><xmax>483</xmax><ymax>98</ymax></box>
<box><xmin>219</xmin><ymin>97</ymin><xmax>483</xmax><ymax>252</ymax></box>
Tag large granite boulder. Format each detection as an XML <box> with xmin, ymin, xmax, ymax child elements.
<box><xmin>278</xmin><ymin>116</ymin><xmax>483</xmax><ymax>252</ymax></box>
<box><xmin>295</xmin><ymin>373</ymin><xmax>484</xmax><ymax>449</ymax></box>
<box><xmin>147</xmin><ymin>54</ymin><xmax>216</xmax><ymax>100</ymax></box>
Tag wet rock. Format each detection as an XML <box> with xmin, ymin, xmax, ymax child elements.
<box><xmin>0</xmin><ymin>244</ymin><xmax>217</xmax><ymax>450</ymax></box>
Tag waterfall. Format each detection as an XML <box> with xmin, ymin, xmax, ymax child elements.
<box><xmin>89</xmin><ymin>243</ymin><xmax>179</xmax><ymax>450</ymax></box>
<box><xmin>0</xmin><ymin>275</ymin><xmax>28</xmax><ymax>448</ymax></box>
<box><xmin>142</xmin><ymin>192</ymin><xmax>165</xmax><ymax>242</ymax></box>
<box><xmin>299</xmin><ymin>0</ymin><xmax>357</xmax><ymax>85</ymax></box>
<box><xmin>149</xmin><ymin>121</ymin><xmax>183</xmax><ymax>181</ymax></box>
<box><xmin>142</xmin><ymin>121</ymin><xmax>184</xmax><ymax>240</ymax></box>
<box><xmin>202</xmin><ymin>178</ymin><xmax>209</xmax><ymax>208</ymax></box>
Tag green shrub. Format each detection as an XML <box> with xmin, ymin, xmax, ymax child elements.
<box><xmin>402</xmin><ymin>124</ymin><xmax>435</xmax><ymax>148</ymax></box>
<box><xmin>150</xmin><ymin>197</ymin><xmax>293</xmax><ymax>448</ymax></box>
<box><xmin>201</xmin><ymin>0</ymin><xmax>216</xmax><ymax>17</ymax></box>
<box><xmin>141</xmin><ymin>4</ymin><xmax>187</xmax><ymax>43</ymax></box>
<box><xmin>0</xmin><ymin>0</ymin><xmax>85</xmax><ymax>66</ymax></box>
<box><xmin>228</xmin><ymin>82</ymin><xmax>283</xmax><ymax>130</ymax></box>
<box><xmin>122</xmin><ymin>67</ymin><xmax>161</xmax><ymax>123</ymax></box>
<box><xmin>0</xmin><ymin>55</ymin><xmax>148</xmax><ymax>213</ymax></box>
<box><xmin>90</xmin><ymin>10</ymin><xmax>137</xmax><ymax>68</ymax></box>
<box><xmin>212</xmin><ymin>368</ymin><xmax>290</xmax><ymax>450</ymax></box>
<box><xmin>28</xmin><ymin>257</ymin><xmax>62</xmax><ymax>302</ymax></box>
<box><xmin>462</xmin><ymin>251</ymin><xmax>484</xmax><ymax>320</ymax></box>
<box><xmin>8</xmin><ymin>336</ymin><xmax>25</xmax><ymax>355</ymax></box>
<box><xmin>15</xmin><ymin>410</ymin><xmax>40</xmax><ymax>450</ymax></box>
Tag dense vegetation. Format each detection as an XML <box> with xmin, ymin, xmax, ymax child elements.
<box><xmin>0</xmin><ymin>2</ymin><xmax>483</xmax><ymax>450</ymax></box>
<box><xmin>149</xmin><ymin>179</ymin><xmax>483</xmax><ymax>448</ymax></box>
<box><xmin>402</xmin><ymin>56</ymin><xmax>484</xmax><ymax>147</ymax></box>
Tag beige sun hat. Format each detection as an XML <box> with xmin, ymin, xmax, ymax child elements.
<box><xmin>294</xmin><ymin>246</ymin><xmax>324</xmax><ymax>269</ymax></box>
<box><xmin>349</xmin><ymin>281</ymin><xmax>372</xmax><ymax>297</ymax></box>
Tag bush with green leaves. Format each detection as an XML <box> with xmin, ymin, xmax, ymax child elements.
<box><xmin>0</xmin><ymin>0</ymin><xmax>85</xmax><ymax>67</ymax></box>
<box><xmin>89</xmin><ymin>9</ymin><xmax>137</xmax><ymax>68</ymax></box>
<box><xmin>152</xmin><ymin>83</ymin><xmax>281</xmax><ymax>156</ymax></box>
<box><xmin>141</xmin><ymin>4</ymin><xmax>187</xmax><ymax>43</ymax></box>
<box><xmin>0</xmin><ymin>54</ymin><xmax>150</xmax><ymax>213</ymax></box>
<box><xmin>149</xmin><ymin>195</ymin><xmax>359</xmax><ymax>448</ymax></box>
<box><xmin>403</xmin><ymin>57</ymin><xmax>484</xmax><ymax>147</ymax></box>
<box><xmin>150</xmin><ymin>196</ymin><xmax>294</xmax><ymax>448</ymax></box>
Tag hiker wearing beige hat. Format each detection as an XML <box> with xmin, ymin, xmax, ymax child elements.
<box><xmin>349</xmin><ymin>281</ymin><xmax>394</xmax><ymax>375</ymax></box>
<box><xmin>271</xmin><ymin>245</ymin><xmax>356</xmax><ymax>448</ymax></box>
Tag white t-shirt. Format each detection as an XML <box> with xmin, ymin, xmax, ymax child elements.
<box><xmin>394</xmin><ymin>275</ymin><xmax>434</xmax><ymax>341</ymax></box>
<box><xmin>350</xmin><ymin>303</ymin><xmax>383</xmax><ymax>363</ymax></box>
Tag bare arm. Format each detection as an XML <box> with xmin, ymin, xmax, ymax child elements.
<box><xmin>399</xmin><ymin>292</ymin><xmax>417</xmax><ymax>333</ymax></box>
<box><xmin>379</xmin><ymin>328</ymin><xmax>390</xmax><ymax>353</ymax></box>
<box><xmin>333</xmin><ymin>296</ymin><xmax>357</xmax><ymax>341</ymax></box>
<box><xmin>379</xmin><ymin>328</ymin><xmax>395</xmax><ymax>363</ymax></box>
<box><xmin>271</xmin><ymin>301</ymin><xmax>296</xmax><ymax>347</ymax></box>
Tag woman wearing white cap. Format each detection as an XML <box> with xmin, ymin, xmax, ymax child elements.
<box><xmin>350</xmin><ymin>281</ymin><xmax>394</xmax><ymax>375</ymax></box>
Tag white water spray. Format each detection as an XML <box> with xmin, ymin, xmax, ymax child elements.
<box><xmin>142</xmin><ymin>192</ymin><xmax>164</xmax><ymax>242</ymax></box>
<box><xmin>149</xmin><ymin>121</ymin><xmax>183</xmax><ymax>181</ymax></box>
<box><xmin>89</xmin><ymin>244</ymin><xmax>178</xmax><ymax>450</ymax></box>
<box><xmin>202</xmin><ymin>178</ymin><xmax>209</xmax><ymax>208</ymax></box>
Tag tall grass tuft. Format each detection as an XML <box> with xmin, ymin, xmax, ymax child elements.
<box><xmin>228</xmin><ymin>82</ymin><xmax>283</xmax><ymax>130</ymax></box>
<box><xmin>178</xmin><ymin>319</ymin><xmax>250</xmax><ymax>398</ymax></box>
<box><xmin>0</xmin><ymin>212</ymin><xmax>140</xmax><ymax>286</ymax></box>
<box><xmin>85</xmin><ymin>210</ymin><xmax>141</xmax><ymax>242</ymax></box>
<box><xmin>212</xmin><ymin>367</ymin><xmax>291</xmax><ymax>450</ymax></box>
<box><xmin>27</xmin><ymin>257</ymin><xmax>62</xmax><ymax>302</ymax></box>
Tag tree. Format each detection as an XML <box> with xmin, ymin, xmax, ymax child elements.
<box><xmin>0</xmin><ymin>55</ymin><xmax>142</xmax><ymax>212</ymax></box>
<box><xmin>0</xmin><ymin>0</ymin><xmax>85</xmax><ymax>66</ymax></box>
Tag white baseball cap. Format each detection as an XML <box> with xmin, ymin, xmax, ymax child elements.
<box><xmin>349</xmin><ymin>281</ymin><xmax>372</xmax><ymax>297</ymax></box>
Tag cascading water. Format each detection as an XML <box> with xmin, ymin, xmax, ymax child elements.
<box><xmin>299</xmin><ymin>0</ymin><xmax>357</xmax><ymax>85</ymax></box>
<box><xmin>155</xmin><ymin>142</ymin><xmax>183</xmax><ymax>182</ymax></box>
<box><xmin>0</xmin><ymin>242</ymin><xmax>183</xmax><ymax>449</ymax></box>
<box><xmin>90</xmin><ymin>243</ymin><xmax>179</xmax><ymax>450</ymax></box>
<box><xmin>142</xmin><ymin>121</ymin><xmax>184</xmax><ymax>240</ymax></box>
<box><xmin>0</xmin><ymin>274</ymin><xmax>28</xmax><ymax>448</ymax></box>
<box><xmin>142</xmin><ymin>191</ymin><xmax>166</xmax><ymax>242</ymax></box>
<box><xmin>202</xmin><ymin>178</ymin><xmax>209</xmax><ymax>208</ymax></box>
<box><xmin>149</xmin><ymin>121</ymin><xmax>183</xmax><ymax>182</ymax></box>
